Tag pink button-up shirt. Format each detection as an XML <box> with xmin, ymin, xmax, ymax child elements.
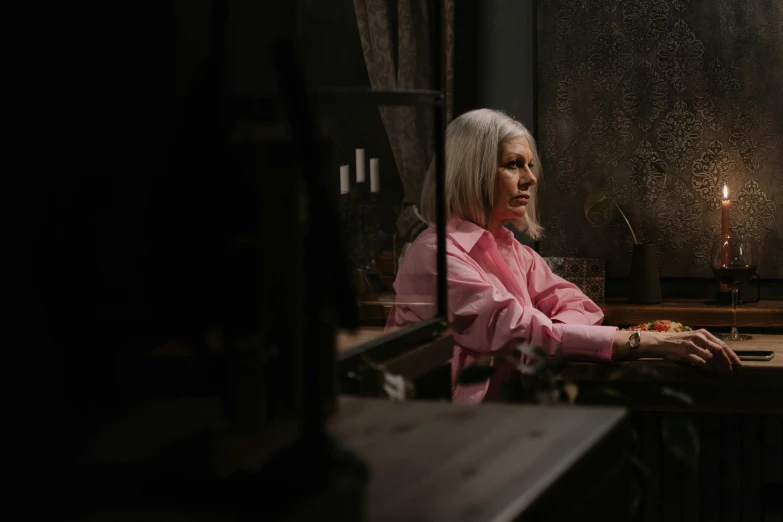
<box><xmin>387</xmin><ymin>218</ymin><xmax>615</xmax><ymax>403</ymax></box>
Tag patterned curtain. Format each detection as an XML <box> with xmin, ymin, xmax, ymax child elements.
<box><xmin>353</xmin><ymin>0</ymin><xmax>454</xmax><ymax>241</ymax></box>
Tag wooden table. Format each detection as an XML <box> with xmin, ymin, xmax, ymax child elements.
<box><xmin>564</xmin><ymin>332</ymin><xmax>783</xmax><ymax>425</ymax></box>
<box><xmin>337</xmin><ymin>331</ymin><xmax>783</xmax><ymax>522</ymax></box>
<box><xmin>358</xmin><ymin>295</ymin><xmax>783</xmax><ymax>328</ymax></box>
<box><xmin>597</xmin><ymin>298</ymin><xmax>783</xmax><ymax>327</ymax></box>
<box><xmin>342</xmin><ymin>326</ymin><xmax>782</xmax><ymax>407</ymax></box>
<box><xmin>562</xmin><ymin>335</ymin><xmax>783</xmax><ymax>522</ymax></box>
<box><xmin>564</xmin><ymin>334</ymin><xmax>783</xmax><ymax>392</ymax></box>
<box><xmin>331</xmin><ymin>397</ymin><xmax>630</xmax><ymax>522</ymax></box>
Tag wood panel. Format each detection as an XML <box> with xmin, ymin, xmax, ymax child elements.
<box><xmin>762</xmin><ymin>417</ymin><xmax>783</xmax><ymax>522</ymax></box>
<box><xmin>598</xmin><ymin>299</ymin><xmax>783</xmax><ymax>328</ymax></box>
<box><xmin>663</xmin><ymin>415</ymin><xmax>685</xmax><ymax>522</ymax></box>
<box><xmin>330</xmin><ymin>397</ymin><xmax>629</xmax><ymax>522</ymax></box>
<box><xmin>699</xmin><ymin>414</ymin><xmax>722</xmax><ymax>522</ymax></box>
<box><xmin>682</xmin><ymin>415</ymin><xmax>700</xmax><ymax>522</ymax></box>
<box><xmin>722</xmin><ymin>415</ymin><xmax>743</xmax><ymax>522</ymax></box>
<box><xmin>633</xmin><ymin>413</ymin><xmax>781</xmax><ymax>522</ymax></box>
<box><xmin>640</xmin><ymin>413</ymin><xmax>662</xmax><ymax>522</ymax></box>
<box><xmin>742</xmin><ymin>416</ymin><xmax>763</xmax><ymax>522</ymax></box>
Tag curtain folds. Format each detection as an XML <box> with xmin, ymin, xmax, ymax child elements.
<box><xmin>354</xmin><ymin>0</ymin><xmax>454</xmax><ymax>241</ymax></box>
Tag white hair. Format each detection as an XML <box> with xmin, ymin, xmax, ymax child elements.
<box><xmin>419</xmin><ymin>108</ymin><xmax>544</xmax><ymax>240</ymax></box>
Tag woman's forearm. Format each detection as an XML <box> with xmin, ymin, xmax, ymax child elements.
<box><xmin>611</xmin><ymin>330</ymin><xmax>660</xmax><ymax>360</ymax></box>
<box><xmin>610</xmin><ymin>329</ymin><xmax>740</xmax><ymax>375</ymax></box>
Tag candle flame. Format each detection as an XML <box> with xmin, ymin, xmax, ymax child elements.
<box><xmin>723</xmin><ymin>184</ymin><xmax>728</xmax><ymax>200</ymax></box>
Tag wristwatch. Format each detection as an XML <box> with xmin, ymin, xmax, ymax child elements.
<box><xmin>628</xmin><ymin>331</ymin><xmax>641</xmax><ymax>354</ymax></box>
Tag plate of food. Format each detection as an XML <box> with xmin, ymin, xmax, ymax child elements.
<box><xmin>622</xmin><ymin>320</ymin><xmax>693</xmax><ymax>333</ymax></box>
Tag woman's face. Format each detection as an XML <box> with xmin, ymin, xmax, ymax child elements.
<box><xmin>489</xmin><ymin>136</ymin><xmax>537</xmax><ymax>230</ymax></box>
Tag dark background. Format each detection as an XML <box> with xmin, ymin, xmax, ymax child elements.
<box><xmin>34</xmin><ymin>0</ymin><xmax>780</xmax><ymax>391</ymax></box>
<box><xmin>31</xmin><ymin>0</ymin><xmax>298</xmax><ymax>489</ymax></box>
<box><xmin>29</xmin><ymin>0</ymin><xmax>781</xmax><ymax>496</ymax></box>
<box><xmin>302</xmin><ymin>0</ymin><xmax>782</xmax><ymax>299</ymax></box>
<box><xmin>536</xmin><ymin>0</ymin><xmax>783</xmax><ymax>295</ymax></box>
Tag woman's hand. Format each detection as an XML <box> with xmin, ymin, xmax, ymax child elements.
<box><xmin>647</xmin><ymin>329</ymin><xmax>742</xmax><ymax>373</ymax></box>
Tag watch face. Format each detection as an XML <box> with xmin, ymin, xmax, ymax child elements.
<box><xmin>629</xmin><ymin>331</ymin><xmax>641</xmax><ymax>348</ymax></box>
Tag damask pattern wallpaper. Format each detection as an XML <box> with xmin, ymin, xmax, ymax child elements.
<box><xmin>537</xmin><ymin>0</ymin><xmax>783</xmax><ymax>278</ymax></box>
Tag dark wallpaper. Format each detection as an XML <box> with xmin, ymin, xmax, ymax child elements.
<box><xmin>536</xmin><ymin>0</ymin><xmax>783</xmax><ymax>278</ymax></box>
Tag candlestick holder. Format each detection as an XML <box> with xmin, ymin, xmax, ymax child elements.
<box><xmin>339</xmin><ymin>192</ymin><xmax>353</xmax><ymax>239</ymax></box>
<box><xmin>365</xmin><ymin>192</ymin><xmax>383</xmax><ymax>258</ymax></box>
<box><xmin>341</xmin><ymin>182</ymin><xmax>384</xmax><ymax>297</ymax></box>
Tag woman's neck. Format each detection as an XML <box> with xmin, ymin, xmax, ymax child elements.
<box><xmin>487</xmin><ymin>218</ymin><xmax>508</xmax><ymax>234</ymax></box>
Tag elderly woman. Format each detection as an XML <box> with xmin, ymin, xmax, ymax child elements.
<box><xmin>387</xmin><ymin>109</ymin><xmax>740</xmax><ymax>404</ymax></box>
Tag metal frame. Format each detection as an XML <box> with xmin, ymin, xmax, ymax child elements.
<box><xmin>337</xmin><ymin>317</ymin><xmax>446</xmax><ymax>371</ymax></box>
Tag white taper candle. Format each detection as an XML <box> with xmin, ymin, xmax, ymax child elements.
<box><xmin>340</xmin><ymin>165</ymin><xmax>350</xmax><ymax>194</ymax></box>
<box><xmin>370</xmin><ymin>158</ymin><xmax>380</xmax><ymax>193</ymax></box>
<box><xmin>355</xmin><ymin>148</ymin><xmax>366</xmax><ymax>183</ymax></box>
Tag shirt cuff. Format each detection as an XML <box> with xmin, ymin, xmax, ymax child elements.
<box><xmin>557</xmin><ymin>324</ymin><xmax>616</xmax><ymax>362</ymax></box>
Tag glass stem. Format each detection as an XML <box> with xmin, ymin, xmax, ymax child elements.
<box><xmin>730</xmin><ymin>287</ymin><xmax>739</xmax><ymax>340</ymax></box>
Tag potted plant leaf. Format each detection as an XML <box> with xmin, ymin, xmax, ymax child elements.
<box><xmin>583</xmin><ymin>162</ymin><xmax>680</xmax><ymax>304</ymax></box>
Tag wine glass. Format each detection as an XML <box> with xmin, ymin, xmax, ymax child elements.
<box><xmin>711</xmin><ymin>234</ymin><xmax>756</xmax><ymax>341</ymax></box>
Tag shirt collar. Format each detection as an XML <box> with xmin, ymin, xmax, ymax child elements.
<box><xmin>447</xmin><ymin>218</ymin><xmax>514</xmax><ymax>252</ymax></box>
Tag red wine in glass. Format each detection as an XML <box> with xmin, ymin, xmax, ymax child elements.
<box><xmin>711</xmin><ymin>235</ymin><xmax>755</xmax><ymax>341</ymax></box>
<box><xmin>712</xmin><ymin>265</ymin><xmax>757</xmax><ymax>288</ymax></box>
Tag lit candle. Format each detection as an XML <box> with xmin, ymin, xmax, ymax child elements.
<box><xmin>370</xmin><ymin>158</ymin><xmax>380</xmax><ymax>193</ymax></box>
<box><xmin>355</xmin><ymin>149</ymin><xmax>366</xmax><ymax>183</ymax></box>
<box><xmin>339</xmin><ymin>165</ymin><xmax>350</xmax><ymax>194</ymax></box>
<box><xmin>721</xmin><ymin>184</ymin><xmax>730</xmax><ymax>237</ymax></box>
